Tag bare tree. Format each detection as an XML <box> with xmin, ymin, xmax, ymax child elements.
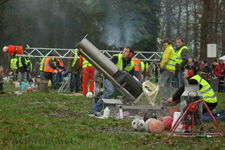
<box><xmin>0</xmin><ymin>0</ymin><xmax>9</xmax><ymax>69</ymax></box>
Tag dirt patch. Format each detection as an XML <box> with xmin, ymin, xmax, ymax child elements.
<box><xmin>38</xmin><ymin>108</ymin><xmax>79</xmax><ymax>119</ymax></box>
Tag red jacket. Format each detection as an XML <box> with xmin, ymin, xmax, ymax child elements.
<box><xmin>215</xmin><ymin>63</ymin><xmax>225</xmax><ymax>79</ymax></box>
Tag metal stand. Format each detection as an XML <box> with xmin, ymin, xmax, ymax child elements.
<box><xmin>169</xmin><ymin>99</ymin><xmax>224</xmax><ymax>137</ymax></box>
<box><xmin>57</xmin><ymin>73</ymin><xmax>71</xmax><ymax>93</ymax></box>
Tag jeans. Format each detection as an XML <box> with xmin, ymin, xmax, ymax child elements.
<box><xmin>134</xmin><ymin>70</ymin><xmax>139</xmax><ymax>80</ymax></box>
<box><xmin>159</xmin><ymin>69</ymin><xmax>174</xmax><ymax>101</ymax></box>
<box><xmin>40</xmin><ymin>72</ymin><xmax>45</xmax><ymax>80</ymax></box>
<box><xmin>54</xmin><ymin>73</ymin><xmax>62</xmax><ymax>84</ymax></box>
<box><xmin>92</xmin><ymin>79</ymin><xmax>114</xmax><ymax>111</ymax></box>
<box><xmin>218</xmin><ymin>77</ymin><xmax>225</xmax><ymax>92</ymax></box>
<box><xmin>20</xmin><ymin>72</ymin><xmax>25</xmax><ymax>84</ymax></box>
<box><xmin>141</xmin><ymin>74</ymin><xmax>146</xmax><ymax>82</ymax></box>
<box><xmin>70</xmin><ymin>73</ymin><xmax>80</xmax><ymax>93</ymax></box>
<box><xmin>177</xmin><ymin>70</ymin><xmax>184</xmax><ymax>88</ymax></box>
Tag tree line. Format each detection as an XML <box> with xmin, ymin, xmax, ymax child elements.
<box><xmin>0</xmin><ymin>0</ymin><xmax>225</xmax><ymax>71</ymax></box>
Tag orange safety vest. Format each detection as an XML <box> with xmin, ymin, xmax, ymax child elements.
<box><xmin>43</xmin><ymin>58</ymin><xmax>53</xmax><ymax>72</ymax></box>
<box><xmin>58</xmin><ymin>59</ymin><xmax>63</xmax><ymax>67</ymax></box>
<box><xmin>133</xmin><ymin>57</ymin><xmax>140</xmax><ymax>71</ymax></box>
<box><xmin>54</xmin><ymin>59</ymin><xmax>64</xmax><ymax>72</ymax></box>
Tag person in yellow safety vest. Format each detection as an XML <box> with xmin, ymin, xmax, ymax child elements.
<box><xmin>90</xmin><ymin>47</ymin><xmax>134</xmax><ymax>114</ymax></box>
<box><xmin>18</xmin><ymin>53</ymin><xmax>28</xmax><ymax>84</ymax></box>
<box><xmin>43</xmin><ymin>53</ymin><xmax>58</xmax><ymax>88</ymax></box>
<box><xmin>80</xmin><ymin>55</ymin><xmax>95</xmax><ymax>96</ymax></box>
<box><xmin>175</xmin><ymin>37</ymin><xmax>189</xmax><ymax>88</ymax></box>
<box><xmin>39</xmin><ymin>52</ymin><xmax>45</xmax><ymax>80</ymax></box>
<box><xmin>39</xmin><ymin>57</ymin><xmax>45</xmax><ymax>79</ymax></box>
<box><xmin>165</xmin><ymin>68</ymin><xmax>217</xmax><ymax>114</ymax></box>
<box><xmin>140</xmin><ymin>60</ymin><xmax>149</xmax><ymax>82</ymax></box>
<box><xmin>10</xmin><ymin>56</ymin><xmax>18</xmax><ymax>81</ymax></box>
<box><xmin>26</xmin><ymin>58</ymin><xmax>33</xmax><ymax>83</ymax></box>
<box><xmin>67</xmin><ymin>49</ymin><xmax>82</xmax><ymax>93</ymax></box>
<box><xmin>159</xmin><ymin>38</ymin><xmax>176</xmax><ymax>101</ymax></box>
<box><xmin>133</xmin><ymin>57</ymin><xmax>140</xmax><ymax>80</ymax></box>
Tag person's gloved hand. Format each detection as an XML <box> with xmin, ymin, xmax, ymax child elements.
<box><xmin>159</xmin><ymin>68</ymin><xmax>165</xmax><ymax>73</ymax></box>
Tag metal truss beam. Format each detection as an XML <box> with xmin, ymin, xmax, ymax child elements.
<box><xmin>15</xmin><ymin>45</ymin><xmax>162</xmax><ymax>61</ymax></box>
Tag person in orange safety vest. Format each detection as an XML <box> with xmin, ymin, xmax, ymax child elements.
<box><xmin>43</xmin><ymin>53</ymin><xmax>58</xmax><ymax>88</ymax></box>
<box><xmin>133</xmin><ymin>57</ymin><xmax>141</xmax><ymax>80</ymax></box>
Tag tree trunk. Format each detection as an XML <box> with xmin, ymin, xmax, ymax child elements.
<box><xmin>200</xmin><ymin>0</ymin><xmax>210</xmax><ymax>61</ymax></box>
<box><xmin>222</xmin><ymin>25</ymin><xmax>225</xmax><ymax>56</ymax></box>
<box><xmin>165</xmin><ymin>1</ymin><xmax>172</xmax><ymax>39</ymax></box>
<box><xmin>193</xmin><ymin>0</ymin><xmax>199</xmax><ymax>58</ymax></box>
<box><xmin>184</xmin><ymin>0</ymin><xmax>189</xmax><ymax>44</ymax></box>
<box><xmin>0</xmin><ymin>2</ymin><xmax>7</xmax><ymax>70</ymax></box>
<box><xmin>176</xmin><ymin>0</ymin><xmax>182</xmax><ymax>37</ymax></box>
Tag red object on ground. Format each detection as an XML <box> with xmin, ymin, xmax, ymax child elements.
<box><xmin>150</xmin><ymin>120</ymin><xmax>165</xmax><ymax>134</ymax></box>
<box><xmin>169</xmin><ymin>106</ymin><xmax>180</xmax><ymax>117</ymax></box>
<box><xmin>27</xmin><ymin>87</ymin><xmax>32</xmax><ymax>92</ymax></box>
<box><xmin>5</xmin><ymin>45</ymin><xmax>23</xmax><ymax>55</ymax></box>
<box><xmin>162</xmin><ymin>116</ymin><xmax>173</xmax><ymax>130</ymax></box>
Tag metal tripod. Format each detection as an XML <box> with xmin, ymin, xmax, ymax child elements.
<box><xmin>57</xmin><ymin>73</ymin><xmax>71</xmax><ymax>93</ymax></box>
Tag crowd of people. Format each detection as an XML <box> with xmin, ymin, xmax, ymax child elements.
<box><xmin>1</xmin><ymin>38</ymin><xmax>224</xmax><ymax>114</ymax></box>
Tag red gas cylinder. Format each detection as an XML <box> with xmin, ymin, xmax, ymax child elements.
<box><xmin>3</xmin><ymin>45</ymin><xmax>23</xmax><ymax>55</ymax></box>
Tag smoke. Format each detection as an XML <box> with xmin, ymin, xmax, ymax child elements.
<box><xmin>100</xmin><ymin>12</ymin><xmax>143</xmax><ymax>48</ymax></box>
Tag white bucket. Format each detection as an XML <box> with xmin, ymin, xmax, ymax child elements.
<box><xmin>15</xmin><ymin>82</ymin><xmax>20</xmax><ymax>88</ymax></box>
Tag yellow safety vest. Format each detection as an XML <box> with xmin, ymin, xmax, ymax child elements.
<box><xmin>82</xmin><ymin>57</ymin><xmax>93</xmax><ymax>68</ymax></box>
<box><xmin>18</xmin><ymin>57</ymin><xmax>28</xmax><ymax>67</ymax></box>
<box><xmin>27</xmin><ymin>60</ymin><xmax>32</xmax><ymax>71</ymax></box>
<box><xmin>10</xmin><ymin>58</ymin><xmax>18</xmax><ymax>69</ymax></box>
<box><xmin>40</xmin><ymin>58</ymin><xmax>45</xmax><ymax>71</ymax></box>
<box><xmin>176</xmin><ymin>46</ymin><xmax>189</xmax><ymax>64</ymax></box>
<box><xmin>140</xmin><ymin>61</ymin><xmax>148</xmax><ymax>72</ymax></box>
<box><xmin>116</xmin><ymin>54</ymin><xmax>134</xmax><ymax>72</ymax></box>
<box><xmin>72</xmin><ymin>49</ymin><xmax>78</xmax><ymax>67</ymax></box>
<box><xmin>190</xmin><ymin>75</ymin><xmax>217</xmax><ymax>103</ymax></box>
<box><xmin>161</xmin><ymin>45</ymin><xmax>176</xmax><ymax>71</ymax></box>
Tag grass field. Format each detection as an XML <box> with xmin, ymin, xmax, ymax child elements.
<box><xmin>0</xmin><ymin>82</ymin><xmax>225</xmax><ymax>150</ymax></box>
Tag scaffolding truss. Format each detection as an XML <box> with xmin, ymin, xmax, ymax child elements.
<box><xmin>15</xmin><ymin>45</ymin><xmax>162</xmax><ymax>61</ymax></box>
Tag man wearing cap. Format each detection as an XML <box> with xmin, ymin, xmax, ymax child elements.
<box><xmin>159</xmin><ymin>38</ymin><xmax>176</xmax><ymax>101</ymax></box>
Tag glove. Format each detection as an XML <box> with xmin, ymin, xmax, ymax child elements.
<box><xmin>159</xmin><ymin>68</ymin><xmax>165</xmax><ymax>73</ymax></box>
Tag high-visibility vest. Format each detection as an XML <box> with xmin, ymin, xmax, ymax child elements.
<box><xmin>72</xmin><ymin>49</ymin><xmax>78</xmax><ymax>67</ymax></box>
<box><xmin>10</xmin><ymin>58</ymin><xmax>18</xmax><ymax>69</ymax></box>
<box><xmin>161</xmin><ymin>45</ymin><xmax>176</xmax><ymax>71</ymax></box>
<box><xmin>82</xmin><ymin>57</ymin><xmax>93</xmax><ymax>68</ymax></box>
<box><xmin>58</xmin><ymin>59</ymin><xmax>63</xmax><ymax>67</ymax></box>
<box><xmin>39</xmin><ymin>58</ymin><xmax>45</xmax><ymax>71</ymax></box>
<box><xmin>27</xmin><ymin>60</ymin><xmax>32</xmax><ymax>71</ymax></box>
<box><xmin>176</xmin><ymin>46</ymin><xmax>189</xmax><ymax>64</ymax></box>
<box><xmin>190</xmin><ymin>75</ymin><xmax>217</xmax><ymax>103</ymax></box>
<box><xmin>132</xmin><ymin>57</ymin><xmax>140</xmax><ymax>71</ymax></box>
<box><xmin>18</xmin><ymin>57</ymin><xmax>28</xmax><ymax>67</ymax></box>
<box><xmin>43</xmin><ymin>58</ymin><xmax>54</xmax><ymax>72</ymax></box>
<box><xmin>116</xmin><ymin>54</ymin><xmax>134</xmax><ymax>72</ymax></box>
<box><xmin>140</xmin><ymin>61</ymin><xmax>148</xmax><ymax>72</ymax></box>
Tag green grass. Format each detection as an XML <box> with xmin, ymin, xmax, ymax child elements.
<box><xmin>0</xmin><ymin>82</ymin><xmax>225</xmax><ymax>149</ymax></box>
